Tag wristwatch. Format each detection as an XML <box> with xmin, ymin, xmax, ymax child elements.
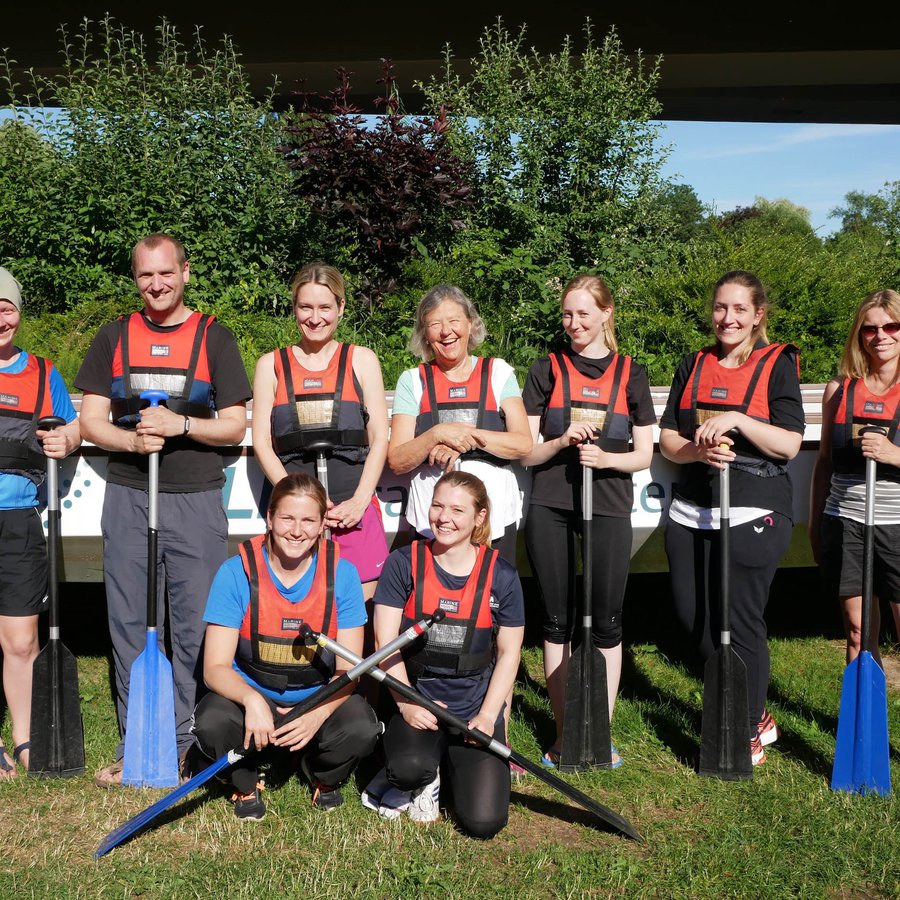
<box><xmin>183</xmin><ymin>416</ymin><xmax>191</xmax><ymax>435</ymax></box>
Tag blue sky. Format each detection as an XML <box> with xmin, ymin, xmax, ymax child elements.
<box><xmin>658</xmin><ymin>121</ymin><xmax>900</xmax><ymax>236</ymax></box>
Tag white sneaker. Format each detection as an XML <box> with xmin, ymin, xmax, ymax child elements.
<box><xmin>361</xmin><ymin>767</ymin><xmax>413</xmax><ymax>819</ymax></box>
<box><xmin>408</xmin><ymin>772</ymin><xmax>441</xmax><ymax>823</ymax></box>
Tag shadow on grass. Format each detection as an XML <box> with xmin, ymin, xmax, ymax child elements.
<box><xmin>509</xmin><ymin>789</ymin><xmax>635</xmax><ymax>839</ymax></box>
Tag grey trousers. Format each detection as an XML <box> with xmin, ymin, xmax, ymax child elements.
<box><xmin>101</xmin><ymin>482</ymin><xmax>228</xmax><ymax>760</ymax></box>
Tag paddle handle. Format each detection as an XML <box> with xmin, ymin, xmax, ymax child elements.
<box><xmin>37</xmin><ymin>416</ymin><xmax>67</xmax><ymax>632</ymax></box>
<box><xmin>716</xmin><ymin>442</ymin><xmax>731</xmax><ymax>641</ymax></box>
<box><xmin>140</xmin><ymin>391</ymin><xmax>168</xmax><ymax>629</ymax></box>
<box><xmin>860</xmin><ymin>425</ymin><xmax>885</xmax><ymax>655</ymax></box>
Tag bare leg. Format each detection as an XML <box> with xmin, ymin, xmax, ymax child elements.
<box><xmin>890</xmin><ymin>601</ymin><xmax>900</xmax><ymax>644</ymax></box>
<box><xmin>543</xmin><ymin>640</ymin><xmax>570</xmax><ymax>749</ymax></box>
<box><xmin>0</xmin><ymin>614</ymin><xmax>40</xmax><ymax>772</ymax></box>
<box><xmin>599</xmin><ymin>643</ymin><xmax>623</xmax><ymax>721</ymax></box>
<box><xmin>840</xmin><ymin>594</ymin><xmax>883</xmax><ymax>667</ymax></box>
<box><xmin>358</xmin><ymin>580</ymin><xmax>380</xmax><ymax>707</ymax></box>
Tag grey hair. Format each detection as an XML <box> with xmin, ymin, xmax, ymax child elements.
<box><xmin>409</xmin><ymin>284</ymin><xmax>487</xmax><ymax>362</ymax></box>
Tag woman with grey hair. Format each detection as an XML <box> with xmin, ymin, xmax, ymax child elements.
<box><xmin>387</xmin><ymin>284</ymin><xmax>531</xmax><ymax>562</ymax></box>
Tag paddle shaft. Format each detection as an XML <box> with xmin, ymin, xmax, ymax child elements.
<box><xmin>313</xmin><ymin>630</ymin><xmax>642</xmax><ymax>842</ymax></box>
<box><xmin>141</xmin><ymin>391</ymin><xmax>167</xmax><ymax>631</ymax></box>
<box><xmin>37</xmin><ymin>417</ymin><xmax>67</xmax><ymax>635</ymax></box>
<box><xmin>579</xmin><ymin>462</ymin><xmax>594</xmax><ymax>757</ymax></box>
<box><xmin>719</xmin><ymin>453</ymin><xmax>731</xmax><ymax>642</ymax></box>
<box><xmin>860</xmin><ymin>435</ymin><xmax>879</xmax><ymax>655</ymax></box>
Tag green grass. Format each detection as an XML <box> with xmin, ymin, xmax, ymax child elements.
<box><xmin>2</xmin><ymin>639</ymin><xmax>899</xmax><ymax>898</ymax></box>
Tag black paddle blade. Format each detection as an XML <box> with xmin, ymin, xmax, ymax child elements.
<box><xmin>698</xmin><ymin>647</ymin><xmax>752</xmax><ymax>780</ymax></box>
<box><xmin>560</xmin><ymin>645</ymin><xmax>612</xmax><ymax>773</ymax></box>
<box><xmin>29</xmin><ymin>641</ymin><xmax>85</xmax><ymax>777</ymax></box>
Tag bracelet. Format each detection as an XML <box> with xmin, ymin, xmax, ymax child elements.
<box><xmin>183</xmin><ymin>416</ymin><xmax>191</xmax><ymax>435</ymax></box>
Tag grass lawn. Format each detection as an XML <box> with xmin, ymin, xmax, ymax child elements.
<box><xmin>2</xmin><ymin>636</ymin><xmax>899</xmax><ymax>898</ymax></box>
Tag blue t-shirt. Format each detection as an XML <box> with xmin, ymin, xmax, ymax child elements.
<box><xmin>203</xmin><ymin>548</ymin><xmax>367</xmax><ymax>704</ymax></box>
<box><xmin>0</xmin><ymin>349</ymin><xmax>77</xmax><ymax>509</ymax></box>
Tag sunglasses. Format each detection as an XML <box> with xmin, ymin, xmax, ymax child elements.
<box><xmin>860</xmin><ymin>322</ymin><xmax>900</xmax><ymax>337</ymax></box>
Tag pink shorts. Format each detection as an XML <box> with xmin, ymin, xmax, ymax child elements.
<box><xmin>333</xmin><ymin>496</ymin><xmax>389</xmax><ymax>583</ymax></box>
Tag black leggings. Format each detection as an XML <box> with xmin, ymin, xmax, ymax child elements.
<box><xmin>383</xmin><ymin>713</ymin><xmax>510</xmax><ymax>840</ymax></box>
<box><xmin>193</xmin><ymin>691</ymin><xmax>380</xmax><ymax>794</ymax></box>
<box><xmin>665</xmin><ymin>512</ymin><xmax>792</xmax><ymax>737</ymax></box>
<box><xmin>525</xmin><ymin>504</ymin><xmax>632</xmax><ymax>646</ymax></box>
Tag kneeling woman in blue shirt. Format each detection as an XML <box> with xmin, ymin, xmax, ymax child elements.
<box><xmin>372</xmin><ymin>471</ymin><xmax>525</xmax><ymax>838</ymax></box>
<box><xmin>194</xmin><ymin>473</ymin><xmax>381</xmax><ymax>820</ymax></box>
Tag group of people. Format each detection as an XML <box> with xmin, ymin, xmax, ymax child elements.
<box><xmin>1</xmin><ymin>233</ymin><xmax>898</xmax><ymax>838</ymax></box>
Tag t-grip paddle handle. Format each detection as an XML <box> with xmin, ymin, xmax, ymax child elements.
<box><xmin>139</xmin><ymin>391</ymin><xmax>168</xmax><ymax>629</ymax></box>
<box><xmin>37</xmin><ymin>416</ymin><xmax>67</xmax><ymax>630</ymax></box>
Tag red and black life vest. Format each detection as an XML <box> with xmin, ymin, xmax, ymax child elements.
<box><xmin>110</xmin><ymin>311</ymin><xmax>216</xmax><ymax>424</ymax></box>
<box><xmin>677</xmin><ymin>343</ymin><xmax>799</xmax><ymax>475</ymax></box>
<box><xmin>414</xmin><ymin>358</ymin><xmax>507</xmax><ymax>464</ymax></box>
<box><xmin>236</xmin><ymin>535</ymin><xmax>339</xmax><ymax>691</ymax></box>
<box><xmin>831</xmin><ymin>376</ymin><xmax>900</xmax><ymax>479</ymax></box>
<box><xmin>270</xmin><ymin>343</ymin><xmax>368</xmax><ymax>462</ymax></box>
<box><xmin>540</xmin><ymin>352</ymin><xmax>632</xmax><ymax>452</ymax></box>
<box><xmin>400</xmin><ymin>540</ymin><xmax>497</xmax><ymax>677</ymax></box>
<box><xmin>0</xmin><ymin>353</ymin><xmax>54</xmax><ymax>483</ymax></box>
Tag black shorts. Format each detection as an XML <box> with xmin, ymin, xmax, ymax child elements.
<box><xmin>0</xmin><ymin>507</ymin><xmax>49</xmax><ymax>616</ymax></box>
<box><xmin>820</xmin><ymin>514</ymin><xmax>900</xmax><ymax>603</ymax></box>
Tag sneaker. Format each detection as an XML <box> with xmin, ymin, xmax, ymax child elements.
<box><xmin>361</xmin><ymin>767</ymin><xmax>412</xmax><ymax>819</ymax></box>
<box><xmin>757</xmin><ymin>709</ymin><xmax>780</xmax><ymax>747</ymax></box>
<box><xmin>408</xmin><ymin>772</ymin><xmax>441</xmax><ymax>823</ymax></box>
<box><xmin>540</xmin><ymin>747</ymin><xmax>561</xmax><ymax>769</ymax></box>
<box><xmin>230</xmin><ymin>785</ymin><xmax>266</xmax><ymax>822</ymax></box>
<box><xmin>300</xmin><ymin>755</ymin><xmax>344</xmax><ymax>811</ymax></box>
<box><xmin>751</xmin><ymin>736</ymin><xmax>766</xmax><ymax>767</ymax></box>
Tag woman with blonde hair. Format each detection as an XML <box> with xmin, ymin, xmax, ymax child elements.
<box><xmin>368</xmin><ymin>471</ymin><xmax>525</xmax><ymax>837</ymax></box>
<box><xmin>522</xmin><ymin>273</ymin><xmax>655</xmax><ymax>769</ymax></box>
<box><xmin>252</xmin><ymin>262</ymin><xmax>389</xmax><ymax>600</ymax></box>
<box><xmin>811</xmin><ymin>289</ymin><xmax>900</xmax><ymax>663</ymax></box>
<box><xmin>659</xmin><ymin>270</ymin><xmax>804</xmax><ymax>767</ymax></box>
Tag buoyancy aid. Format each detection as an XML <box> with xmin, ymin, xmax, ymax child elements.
<box><xmin>0</xmin><ymin>354</ymin><xmax>54</xmax><ymax>483</ymax></box>
<box><xmin>540</xmin><ymin>352</ymin><xmax>632</xmax><ymax>452</ymax></box>
<box><xmin>400</xmin><ymin>540</ymin><xmax>497</xmax><ymax>677</ymax></box>
<box><xmin>831</xmin><ymin>376</ymin><xmax>900</xmax><ymax>479</ymax></box>
<box><xmin>270</xmin><ymin>343</ymin><xmax>368</xmax><ymax>462</ymax></box>
<box><xmin>110</xmin><ymin>311</ymin><xmax>216</xmax><ymax>424</ymax></box>
<box><xmin>236</xmin><ymin>535</ymin><xmax>339</xmax><ymax>691</ymax></box>
<box><xmin>414</xmin><ymin>358</ymin><xmax>507</xmax><ymax>464</ymax></box>
<box><xmin>677</xmin><ymin>342</ymin><xmax>799</xmax><ymax>476</ymax></box>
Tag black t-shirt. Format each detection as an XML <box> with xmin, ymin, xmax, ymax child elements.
<box><xmin>373</xmin><ymin>544</ymin><xmax>525</xmax><ymax>720</ymax></box>
<box><xmin>658</xmin><ymin>346</ymin><xmax>805</xmax><ymax>517</ymax></box>
<box><xmin>75</xmin><ymin>313</ymin><xmax>252</xmax><ymax>492</ymax></box>
<box><xmin>523</xmin><ymin>351</ymin><xmax>657</xmax><ymax>517</ymax></box>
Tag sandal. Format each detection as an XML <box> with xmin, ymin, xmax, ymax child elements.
<box><xmin>13</xmin><ymin>742</ymin><xmax>30</xmax><ymax>772</ymax></box>
<box><xmin>94</xmin><ymin>759</ymin><xmax>124</xmax><ymax>788</ymax></box>
<box><xmin>540</xmin><ymin>746</ymin><xmax>561</xmax><ymax>769</ymax></box>
<box><xmin>0</xmin><ymin>744</ymin><xmax>15</xmax><ymax>779</ymax></box>
<box><xmin>610</xmin><ymin>744</ymin><xmax>624</xmax><ymax>769</ymax></box>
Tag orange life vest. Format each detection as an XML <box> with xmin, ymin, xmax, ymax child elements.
<box><xmin>831</xmin><ymin>376</ymin><xmax>900</xmax><ymax>479</ymax></box>
<box><xmin>236</xmin><ymin>535</ymin><xmax>339</xmax><ymax>691</ymax></box>
<box><xmin>0</xmin><ymin>354</ymin><xmax>54</xmax><ymax>483</ymax></box>
<box><xmin>400</xmin><ymin>540</ymin><xmax>497</xmax><ymax>677</ymax></box>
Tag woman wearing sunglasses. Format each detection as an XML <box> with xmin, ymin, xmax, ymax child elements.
<box><xmin>810</xmin><ymin>289</ymin><xmax>900</xmax><ymax>663</ymax></box>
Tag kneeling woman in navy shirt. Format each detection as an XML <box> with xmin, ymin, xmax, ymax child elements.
<box><xmin>373</xmin><ymin>471</ymin><xmax>525</xmax><ymax>838</ymax></box>
<box><xmin>193</xmin><ymin>473</ymin><xmax>381</xmax><ymax>820</ymax></box>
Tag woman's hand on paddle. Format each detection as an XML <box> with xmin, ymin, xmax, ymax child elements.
<box><xmin>465</xmin><ymin>710</ymin><xmax>495</xmax><ymax>744</ymax></box>
<box><xmin>579</xmin><ymin>442</ymin><xmax>612</xmax><ymax>470</ymax></box>
<box><xmin>327</xmin><ymin>494</ymin><xmax>368</xmax><ymax>531</ymax></box>
<box><xmin>561</xmin><ymin>422</ymin><xmax>596</xmax><ymax>448</ymax></box>
<box><xmin>242</xmin><ymin>691</ymin><xmax>276</xmax><ymax>751</ymax></box>
<box><xmin>861</xmin><ymin>430</ymin><xmax>900</xmax><ymax>466</ymax></box>
<box><xmin>272</xmin><ymin>704</ymin><xmax>328</xmax><ymax>751</ymax></box>
<box><xmin>694</xmin><ymin>411</ymin><xmax>743</xmax><ymax>448</ymax></box>
<box><xmin>399</xmin><ymin>699</ymin><xmax>443</xmax><ymax>731</ymax></box>
<box><xmin>428</xmin><ymin>443</ymin><xmax>462</xmax><ymax>472</ymax></box>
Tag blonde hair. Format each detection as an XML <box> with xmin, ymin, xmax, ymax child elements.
<box><xmin>432</xmin><ymin>471</ymin><xmax>492</xmax><ymax>547</ymax></box>
<box><xmin>711</xmin><ymin>270</ymin><xmax>770</xmax><ymax>364</ymax></box>
<box><xmin>290</xmin><ymin>261</ymin><xmax>346</xmax><ymax>308</ymax></box>
<box><xmin>409</xmin><ymin>284</ymin><xmax>487</xmax><ymax>362</ymax></box>
<box><xmin>561</xmin><ymin>274</ymin><xmax>617</xmax><ymax>353</ymax></box>
<box><xmin>839</xmin><ymin>289</ymin><xmax>900</xmax><ymax>380</ymax></box>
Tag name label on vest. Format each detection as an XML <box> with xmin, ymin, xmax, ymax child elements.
<box><xmin>581</xmin><ymin>387</ymin><xmax>601</xmax><ymax>399</ymax></box>
<box><xmin>438</xmin><ymin>597</ymin><xmax>460</xmax><ymax>614</ymax></box>
<box><xmin>864</xmin><ymin>400</ymin><xmax>885</xmax><ymax>414</ymax></box>
<box><xmin>303</xmin><ymin>378</ymin><xmax>323</xmax><ymax>390</ymax></box>
<box><xmin>150</xmin><ymin>344</ymin><xmax>170</xmax><ymax>357</ymax></box>
<box><xmin>448</xmin><ymin>386</ymin><xmax>467</xmax><ymax>400</ymax></box>
<box><xmin>281</xmin><ymin>617</ymin><xmax>303</xmax><ymax>632</ymax></box>
<box><xmin>0</xmin><ymin>393</ymin><xmax>19</xmax><ymax>407</ymax></box>
<box><xmin>711</xmin><ymin>387</ymin><xmax>729</xmax><ymax>400</ymax></box>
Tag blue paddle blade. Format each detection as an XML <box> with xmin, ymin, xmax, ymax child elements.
<box><xmin>122</xmin><ymin>632</ymin><xmax>179</xmax><ymax>788</ymax></box>
<box><xmin>832</xmin><ymin>651</ymin><xmax>891</xmax><ymax>796</ymax></box>
<box><xmin>96</xmin><ymin>751</ymin><xmax>236</xmax><ymax>858</ymax></box>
